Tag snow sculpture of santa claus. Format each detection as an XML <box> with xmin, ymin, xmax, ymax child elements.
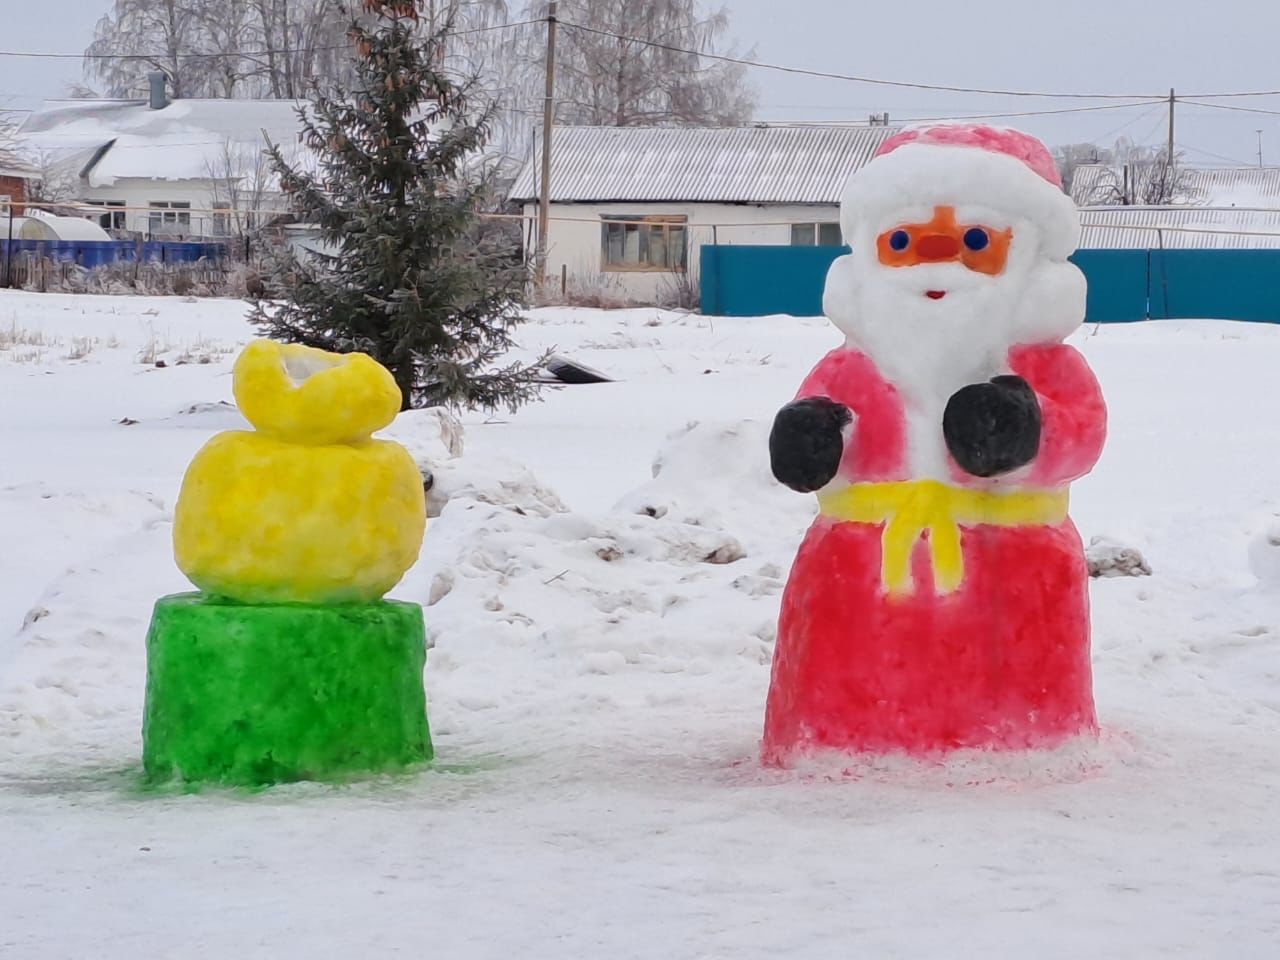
<box><xmin>763</xmin><ymin>124</ymin><xmax>1107</xmax><ymax>764</ymax></box>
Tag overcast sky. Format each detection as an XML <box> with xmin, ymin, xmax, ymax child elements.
<box><xmin>5</xmin><ymin>0</ymin><xmax>1280</xmax><ymax>165</ymax></box>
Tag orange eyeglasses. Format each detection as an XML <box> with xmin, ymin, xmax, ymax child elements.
<box><xmin>875</xmin><ymin>205</ymin><xmax>1012</xmax><ymax>277</ymax></box>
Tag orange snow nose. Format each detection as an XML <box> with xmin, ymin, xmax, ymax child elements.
<box><xmin>916</xmin><ymin>233</ymin><xmax>960</xmax><ymax>261</ymax></box>
<box><xmin>876</xmin><ymin>205</ymin><xmax>1012</xmax><ymax>277</ymax></box>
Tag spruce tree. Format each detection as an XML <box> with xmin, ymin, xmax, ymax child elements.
<box><xmin>251</xmin><ymin>0</ymin><xmax>542</xmax><ymax>413</ymax></box>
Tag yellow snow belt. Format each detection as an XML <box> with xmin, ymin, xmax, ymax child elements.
<box><xmin>817</xmin><ymin>479</ymin><xmax>1069</xmax><ymax>597</ymax></box>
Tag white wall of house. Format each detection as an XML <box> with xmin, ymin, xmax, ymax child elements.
<box><xmin>78</xmin><ymin>178</ymin><xmax>289</xmax><ymax>238</ymax></box>
<box><xmin>522</xmin><ymin>200</ymin><xmax>843</xmax><ymax>303</ymax></box>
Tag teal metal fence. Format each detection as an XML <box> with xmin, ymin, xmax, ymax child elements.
<box><xmin>699</xmin><ymin>245</ymin><xmax>1280</xmax><ymax>323</ymax></box>
<box><xmin>700</xmin><ymin>245</ymin><xmax>846</xmax><ymax>318</ymax></box>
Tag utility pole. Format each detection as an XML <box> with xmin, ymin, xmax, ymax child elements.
<box><xmin>535</xmin><ymin>1</ymin><xmax>558</xmax><ymax>291</ymax></box>
<box><xmin>1167</xmin><ymin>88</ymin><xmax>1176</xmax><ymax>166</ymax></box>
<box><xmin>1258</xmin><ymin>129</ymin><xmax>1265</xmax><ymax>168</ymax></box>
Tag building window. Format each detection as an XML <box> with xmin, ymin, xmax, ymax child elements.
<box><xmin>601</xmin><ymin>215</ymin><xmax>688</xmax><ymax>272</ymax></box>
<box><xmin>790</xmin><ymin>222</ymin><xmax>843</xmax><ymax>247</ymax></box>
<box><xmin>149</xmin><ymin>201</ymin><xmax>192</xmax><ymax>235</ymax></box>
<box><xmin>87</xmin><ymin>200</ymin><xmax>127</xmax><ymax>231</ymax></box>
<box><xmin>212</xmin><ymin>201</ymin><xmax>232</xmax><ymax>236</ymax></box>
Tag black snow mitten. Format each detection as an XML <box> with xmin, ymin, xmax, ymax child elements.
<box><xmin>769</xmin><ymin>397</ymin><xmax>852</xmax><ymax>493</ymax></box>
<box><xmin>943</xmin><ymin>375</ymin><xmax>1041</xmax><ymax>478</ymax></box>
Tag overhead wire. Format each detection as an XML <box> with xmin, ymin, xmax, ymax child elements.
<box><xmin>1131</xmin><ymin>110</ymin><xmax>1171</xmax><ymax>149</ymax></box>
<box><xmin>555</xmin><ymin>20</ymin><xmax>1166</xmax><ymax>101</ymax></box>
<box><xmin>1177</xmin><ymin>141</ymin><xmax>1257</xmax><ymax>166</ymax></box>
<box><xmin>1185</xmin><ymin>89</ymin><xmax>1280</xmax><ymax>100</ymax></box>
<box><xmin>4</xmin><ymin>12</ymin><xmax>1280</xmax><ymax>106</ymax></box>
<box><xmin>760</xmin><ymin>101</ymin><xmax>1167</xmax><ymax>126</ymax></box>
<box><xmin>4</xmin><ymin>12</ymin><xmax>1276</xmax><ymax>175</ymax></box>
<box><xmin>1087</xmin><ymin>103</ymin><xmax>1167</xmax><ymax>145</ymax></box>
<box><xmin>1179</xmin><ymin>99</ymin><xmax>1280</xmax><ymax>118</ymax></box>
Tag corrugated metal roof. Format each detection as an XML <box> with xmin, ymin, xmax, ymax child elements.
<box><xmin>1072</xmin><ymin>163</ymin><xmax>1280</xmax><ymax>207</ymax></box>
<box><xmin>1079</xmin><ymin>206</ymin><xmax>1280</xmax><ymax>249</ymax></box>
<box><xmin>508</xmin><ymin>124</ymin><xmax>899</xmax><ymax>204</ymax></box>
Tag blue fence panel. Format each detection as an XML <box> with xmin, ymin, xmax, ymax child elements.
<box><xmin>1149</xmin><ymin>249</ymin><xmax>1280</xmax><ymax>323</ymax></box>
<box><xmin>1069</xmin><ymin>249</ymin><xmax>1149</xmax><ymax>323</ymax></box>
<box><xmin>0</xmin><ymin>239</ymin><xmax>228</xmax><ymax>269</ymax></box>
<box><xmin>698</xmin><ymin>243</ymin><xmax>1280</xmax><ymax>323</ymax></box>
<box><xmin>701</xmin><ymin>244</ymin><xmax>847</xmax><ymax>317</ymax></box>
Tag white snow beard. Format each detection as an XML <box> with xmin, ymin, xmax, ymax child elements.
<box><xmin>823</xmin><ymin>254</ymin><xmax>1087</xmax><ymax>407</ymax></box>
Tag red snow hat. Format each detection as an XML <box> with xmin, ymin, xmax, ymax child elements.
<box><xmin>843</xmin><ymin>122</ymin><xmax>1080</xmax><ymax>259</ymax></box>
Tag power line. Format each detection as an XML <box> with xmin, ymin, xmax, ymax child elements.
<box><xmin>1179</xmin><ymin>99</ymin><xmax>1280</xmax><ymax>118</ymax></box>
<box><xmin>7</xmin><ymin>10</ymin><xmax>1280</xmax><ymax>107</ymax></box>
<box><xmin>762</xmin><ymin>100</ymin><xmax>1166</xmax><ymax>126</ymax></box>
<box><xmin>1089</xmin><ymin>104</ymin><xmax>1166</xmax><ymax>145</ymax></box>
<box><xmin>1187</xmin><ymin>90</ymin><xmax>1280</xmax><ymax>100</ymax></box>
<box><xmin>551</xmin><ymin>18</ymin><xmax>1280</xmax><ymax>104</ymax></box>
<box><xmin>1134</xmin><ymin>110</ymin><xmax>1170</xmax><ymax>147</ymax></box>
<box><xmin>555</xmin><ymin>19</ymin><xmax>1163</xmax><ymax>101</ymax></box>
<box><xmin>1177</xmin><ymin>140</ymin><xmax>1258</xmax><ymax>166</ymax></box>
<box><xmin>7</xmin><ymin>11</ymin><xmax>1280</xmax><ymax>107</ymax></box>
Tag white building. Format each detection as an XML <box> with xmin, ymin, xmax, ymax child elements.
<box><xmin>18</xmin><ymin>75</ymin><xmax>306</xmax><ymax>239</ymax></box>
<box><xmin>508</xmin><ymin>124</ymin><xmax>898</xmax><ymax>303</ymax></box>
<box><xmin>1071</xmin><ymin>164</ymin><xmax>1280</xmax><ymax>249</ymax></box>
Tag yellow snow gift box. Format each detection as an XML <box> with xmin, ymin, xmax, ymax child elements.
<box><xmin>173</xmin><ymin>339</ymin><xmax>427</xmax><ymax>605</ymax></box>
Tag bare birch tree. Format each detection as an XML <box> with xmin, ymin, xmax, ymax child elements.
<box><xmin>86</xmin><ymin>0</ymin><xmax>206</xmax><ymax>98</ymax></box>
<box><xmin>83</xmin><ymin>0</ymin><xmax>757</xmax><ymax>163</ymax></box>
<box><xmin>521</xmin><ymin>0</ymin><xmax>756</xmax><ymax>128</ymax></box>
<box><xmin>206</xmin><ymin>140</ymin><xmax>274</xmax><ymax>236</ymax></box>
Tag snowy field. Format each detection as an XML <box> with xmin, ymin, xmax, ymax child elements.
<box><xmin>1</xmin><ymin>290</ymin><xmax>1278</xmax><ymax>958</ymax></box>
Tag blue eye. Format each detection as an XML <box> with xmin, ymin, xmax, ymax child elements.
<box><xmin>963</xmin><ymin>228</ymin><xmax>989</xmax><ymax>251</ymax></box>
<box><xmin>889</xmin><ymin>230</ymin><xmax>910</xmax><ymax>251</ymax></box>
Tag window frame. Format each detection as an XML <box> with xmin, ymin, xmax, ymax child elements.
<box><xmin>790</xmin><ymin>221</ymin><xmax>844</xmax><ymax>247</ymax></box>
<box><xmin>149</xmin><ymin>201</ymin><xmax>192</xmax><ymax>233</ymax></box>
<box><xmin>600</xmin><ymin>214</ymin><xmax>689</xmax><ymax>273</ymax></box>
<box><xmin>87</xmin><ymin>199</ymin><xmax>127</xmax><ymax>231</ymax></box>
<box><xmin>212</xmin><ymin>201</ymin><xmax>232</xmax><ymax>237</ymax></box>
<box><xmin>818</xmin><ymin>221</ymin><xmax>843</xmax><ymax>247</ymax></box>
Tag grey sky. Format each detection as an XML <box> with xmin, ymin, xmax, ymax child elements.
<box><xmin>4</xmin><ymin>0</ymin><xmax>1280</xmax><ymax>165</ymax></box>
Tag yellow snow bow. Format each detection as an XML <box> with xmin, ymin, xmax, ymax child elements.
<box><xmin>817</xmin><ymin>479</ymin><xmax>1069</xmax><ymax>597</ymax></box>
<box><xmin>173</xmin><ymin>340</ymin><xmax>425</xmax><ymax>605</ymax></box>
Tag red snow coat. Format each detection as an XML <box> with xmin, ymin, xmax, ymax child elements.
<box><xmin>762</xmin><ymin>342</ymin><xmax>1107</xmax><ymax>764</ymax></box>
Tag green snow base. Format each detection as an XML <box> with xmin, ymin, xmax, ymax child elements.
<box><xmin>142</xmin><ymin>593</ymin><xmax>432</xmax><ymax>787</ymax></box>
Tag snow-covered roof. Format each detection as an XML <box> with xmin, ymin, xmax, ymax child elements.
<box><xmin>3</xmin><ymin>214</ymin><xmax>113</xmax><ymax>242</ymax></box>
<box><xmin>1078</xmin><ymin>205</ymin><xmax>1280</xmax><ymax>249</ymax></box>
<box><xmin>21</xmin><ymin>215</ymin><xmax>113</xmax><ymax>242</ymax></box>
<box><xmin>508</xmin><ymin>124</ymin><xmax>900</xmax><ymax>205</ymax></box>
<box><xmin>18</xmin><ymin>98</ymin><xmax>307</xmax><ymax>188</ymax></box>
<box><xmin>1072</xmin><ymin>163</ymin><xmax>1280</xmax><ymax>208</ymax></box>
<box><xmin>0</xmin><ymin>145</ymin><xmax>38</xmax><ymax>180</ymax></box>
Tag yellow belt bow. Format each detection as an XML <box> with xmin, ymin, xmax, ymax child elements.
<box><xmin>816</xmin><ymin>480</ymin><xmax>1069</xmax><ymax>597</ymax></box>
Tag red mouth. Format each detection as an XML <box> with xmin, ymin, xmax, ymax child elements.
<box><xmin>925</xmin><ymin>290</ymin><xmax>947</xmax><ymax>300</ymax></box>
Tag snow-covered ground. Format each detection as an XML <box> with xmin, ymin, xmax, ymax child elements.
<box><xmin>1</xmin><ymin>290</ymin><xmax>1278</xmax><ymax>958</ymax></box>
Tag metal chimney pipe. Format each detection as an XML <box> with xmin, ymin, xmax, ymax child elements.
<box><xmin>148</xmin><ymin>72</ymin><xmax>168</xmax><ymax>110</ymax></box>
